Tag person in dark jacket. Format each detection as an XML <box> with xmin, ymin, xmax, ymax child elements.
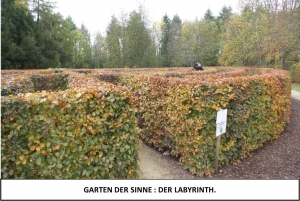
<box><xmin>193</xmin><ymin>62</ymin><xmax>203</xmax><ymax>71</ymax></box>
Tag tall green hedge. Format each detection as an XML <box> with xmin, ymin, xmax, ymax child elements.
<box><xmin>1</xmin><ymin>67</ymin><xmax>291</xmax><ymax>178</ymax></box>
<box><xmin>116</xmin><ymin>68</ymin><xmax>291</xmax><ymax>176</ymax></box>
<box><xmin>1</xmin><ymin>73</ymin><xmax>140</xmax><ymax>179</ymax></box>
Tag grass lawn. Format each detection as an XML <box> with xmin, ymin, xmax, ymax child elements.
<box><xmin>292</xmin><ymin>83</ymin><xmax>300</xmax><ymax>92</ymax></box>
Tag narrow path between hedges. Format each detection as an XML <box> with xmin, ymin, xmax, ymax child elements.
<box><xmin>138</xmin><ymin>90</ymin><xmax>300</xmax><ymax>179</ymax></box>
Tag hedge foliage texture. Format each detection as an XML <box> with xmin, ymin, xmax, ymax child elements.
<box><xmin>1</xmin><ymin>67</ymin><xmax>291</xmax><ymax>177</ymax></box>
<box><xmin>100</xmin><ymin>67</ymin><xmax>291</xmax><ymax>176</ymax></box>
<box><xmin>1</xmin><ymin>72</ymin><xmax>140</xmax><ymax>179</ymax></box>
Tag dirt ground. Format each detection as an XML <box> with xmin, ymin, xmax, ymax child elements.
<box><xmin>138</xmin><ymin>90</ymin><xmax>300</xmax><ymax>179</ymax></box>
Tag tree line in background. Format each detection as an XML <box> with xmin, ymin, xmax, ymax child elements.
<box><xmin>1</xmin><ymin>0</ymin><xmax>300</xmax><ymax>69</ymax></box>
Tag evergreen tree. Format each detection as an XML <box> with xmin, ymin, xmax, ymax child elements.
<box><xmin>124</xmin><ymin>11</ymin><xmax>152</xmax><ymax>67</ymax></box>
<box><xmin>59</xmin><ymin>16</ymin><xmax>78</xmax><ymax>67</ymax></box>
<box><xmin>1</xmin><ymin>0</ymin><xmax>39</xmax><ymax>69</ymax></box>
<box><xmin>92</xmin><ymin>32</ymin><xmax>106</xmax><ymax>68</ymax></box>
<box><xmin>160</xmin><ymin>14</ymin><xmax>171</xmax><ymax>67</ymax></box>
<box><xmin>218</xmin><ymin>5</ymin><xmax>232</xmax><ymax>22</ymax></box>
<box><xmin>168</xmin><ymin>15</ymin><xmax>182</xmax><ymax>66</ymax></box>
<box><xmin>217</xmin><ymin>5</ymin><xmax>233</xmax><ymax>33</ymax></box>
<box><xmin>204</xmin><ymin>9</ymin><xmax>215</xmax><ymax>21</ymax></box>
<box><xmin>105</xmin><ymin>16</ymin><xmax>122</xmax><ymax>68</ymax></box>
<box><xmin>79</xmin><ymin>24</ymin><xmax>92</xmax><ymax>68</ymax></box>
<box><xmin>66</xmin><ymin>15</ymin><xmax>77</xmax><ymax>31</ymax></box>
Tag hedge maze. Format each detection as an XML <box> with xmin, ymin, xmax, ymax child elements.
<box><xmin>1</xmin><ymin>67</ymin><xmax>291</xmax><ymax>178</ymax></box>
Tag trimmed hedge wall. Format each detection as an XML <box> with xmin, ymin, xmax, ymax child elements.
<box><xmin>1</xmin><ymin>71</ymin><xmax>69</xmax><ymax>96</ymax></box>
<box><xmin>1</xmin><ymin>73</ymin><xmax>140</xmax><ymax>179</ymax></box>
<box><xmin>1</xmin><ymin>67</ymin><xmax>291</xmax><ymax>178</ymax></box>
<box><xmin>113</xmin><ymin>67</ymin><xmax>291</xmax><ymax>176</ymax></box>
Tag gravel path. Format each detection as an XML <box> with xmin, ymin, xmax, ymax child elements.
<box><xmin>138</xmin><ymin>90</ymin><xmax>300</xmax><ymax>179</ymax></box>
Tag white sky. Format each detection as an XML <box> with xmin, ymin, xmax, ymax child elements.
<box><xmin>51</xmin><ymin>0</ymin><xmax>240</xmax><ymax>39</ymax></box>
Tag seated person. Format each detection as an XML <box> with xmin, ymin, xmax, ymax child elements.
<box><xmin>193</xmin><ymin>62</ymin><xmax>203</xmax><ymax>71</ymax></box>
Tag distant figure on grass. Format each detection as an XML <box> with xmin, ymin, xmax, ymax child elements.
<box><xmin>194</xmin><ymin>62</ymin><xmax>203</xmax><ymax>71</ymax></box>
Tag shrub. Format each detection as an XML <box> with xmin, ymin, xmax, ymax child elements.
<box><xmin>98</xmin><ymin>73</ymin><xmax>121</xmax><ymax>85</ymax></box>
<box><xmin>1</xmin><ymin>73</ymin><xmax>69</xmax><ymax>96</ymax></box>
<box><xmin>1</xmin><ymin>76</ymin><xmax>34</xmax><ymax>96</ymax></box>
<box><xmin>31</xmin><ymin>74</ymin><xmax>69</xmax><ymax>91</ymax></box>
<box><xmin>2</xmin><ymin>67</ymin><xmax>291</xmax><ymax>178</ymax></box>
<box><xmin>117</xmin><ymin>67</ymin><xmax>291</xmax><ymax>176</ymax></box>
<box><xmin>289</xmin><ymin>57</ymin><xmax>300</xmax><ymax>83</ymax></box>
<box><xmin>1</xmin><ymin>73</ymin><xmax>140</xmax><ymax>179</ymax></box>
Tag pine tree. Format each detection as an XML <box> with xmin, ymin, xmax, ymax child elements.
<box><xmin>204</xmin><ymin>9</ymin><xmax>215</xmax><ymax>21</ymax></box>
<box><xmin>124</xmin><ymin>11</ymin><xmax>152</xmax><ymax>67</ymax></box>
<box><xmin>106</xmin><ymin>16</ymin><xmax>122</xmax><ymax>68</ymax></box>
<box><xmin>1</xmin><ymin>0</ymin><xmax>39</xmax><ymax>69</ymax></box>
<box><xmin>160</xmin><ymin>14</ymin><xmax>171</xmax><ymax>67</ymax></box>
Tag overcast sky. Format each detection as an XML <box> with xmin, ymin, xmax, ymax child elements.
<box><xmin>51</xmin><ymin>0</ymin><xmax>240</xmax><ymax>39</ymax></box>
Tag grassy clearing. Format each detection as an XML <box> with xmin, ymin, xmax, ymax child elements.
<box><xmin>292</xmin><ymin>83</ymin><xmax>300</xmax><ymax>92</ymax></box>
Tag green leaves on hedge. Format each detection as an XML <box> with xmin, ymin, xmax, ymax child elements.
<box><xmin>1</xmin><ymin>67</ymin><xmax>291</xmax><ymax>178</ymax></box>
<box><xmin>1</xmin><ymin>72</ymin><xmax>140</xmax><ymax>179</ymax></box>
<box><xmin>118</xmin><ymin>67</ymin><xmax>291</xmax><ymax>177</ymax></box>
